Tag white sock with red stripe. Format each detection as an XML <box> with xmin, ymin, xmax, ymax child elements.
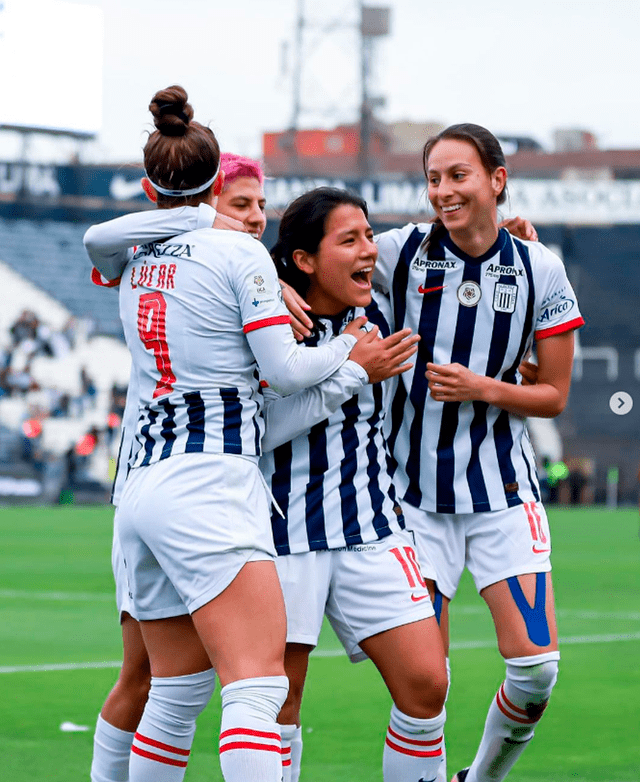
<box><xmin>129</xmin><ymin>668</ymin><xmax>216</xmax><ymax>782</ymax></box>
<box><xmin>383</xmin><ymin>703</ymin><xmax>446</xmax><ymax>782</ymax></box>
<box><xmin>91</xmin><ymin>714</ymin><xmax>134</xmax><ymax>782</ymax></box>
<box><xmin>219</xmin><ymin>675</ymin><xmax>289</xmax><ymax>782</ymax></box>
<box><xmin>465</xmin><ymin>652</ymin><xmax>559</xmax><ymax>782</ymax></box>
<box><xmin>435</xmin><ymin>656</ymin><xmax>451</xmax><ymax>782</ymax></box>
<box><xmin>279</xmin><ymin>724</ymin><xmax>302</xmax><ymax>782</ymax></box>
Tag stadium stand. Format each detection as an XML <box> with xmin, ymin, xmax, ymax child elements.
<box><xmin>0</xmin><ymin>247</ymin><xmax>130</xmax><ymax>503</ymax></box>
<box><xmin>0</xmin><ymin>217</ymin><xmax>122</xmax><ymax>338</ymax></box>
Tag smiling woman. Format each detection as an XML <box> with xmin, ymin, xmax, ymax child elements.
<box><xmin>262</xmin><ymin>186</ymin><xmax>448</xmax><ymax>782</ymax></box>
<box><xmin>371</xmin><ymin>123</ymin><xmax>586</xmax><ymax>782</ymax></box>
<box><xmin>216</xmin><ymin>153</ymin><xmax>267</xmax><ymax>240</ymax></box>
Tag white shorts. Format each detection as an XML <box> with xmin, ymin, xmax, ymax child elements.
<box><xmin>403</xmin><ymin>501</ymin><xmax>552</xmax><ymax>600</ymax></box>
<box><xmin>111</xmin><ymin>521</ymin><xmax>139</xmax><ymax>620</ymax></box>
<box><xmin>275</xmin><ymin>528</ymin><xmax>434</xmax><ymax>663</ymax></box>
<box><xmin>116</xmin><ymin>452</ymin><xmax>275</xmax><ymax>620</ymax></box>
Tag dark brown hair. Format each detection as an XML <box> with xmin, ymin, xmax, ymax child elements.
<box><xmin>270</xmin><ymin>187</ymin><xmax>369</xmax><ymax>301</ymax></box>
<box><xmin>421</xmin><ymin>123</ymin><xmax>508</xmax><ymax>250</ymax></box>
<box><xmin>144</xmin><ymin>85</ymin><xmax>220</xmax><ymax>207</ymax></box>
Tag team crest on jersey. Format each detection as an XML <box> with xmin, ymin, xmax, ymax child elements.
<box><xmin>493</xmin><ymin>283</ymin><xmax>518</xmax><ymax>313</ymax></box>
<box><xmin>457</xmin><ymin>281</ymin><xmax>482</xmax><ymax>307</ymax></box>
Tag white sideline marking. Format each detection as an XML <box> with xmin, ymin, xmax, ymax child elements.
<box><xmin>0</xmin><ymin>589</ymin><xmax>112</xmax><ymax>602</ymax></box>
<box><xmin>456</xmin><ymin>605</ymin><xmax>640</xmax><ymax>622</ymax></box>
<box><xmin>2</xmin><ymin>632</ymin><xmax>640</xmax><ymax>672</ymax></box>
<box><xmin>312</xmin><ymin>631</ymin><xmax>640</xmax><ymax>657</ymax></box>
<box><xmin>2</xmin><ymin>591</ymin><xmax>640</xmax><ymax>622</ymax></box>
<box><xmin>0</xmin><ymin>660</ymin><xmax>122</xmax><ymax>673</ymax></box>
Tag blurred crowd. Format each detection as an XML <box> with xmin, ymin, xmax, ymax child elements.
<box><xmin>0</xmin><ymin>309</ymin><xmax>126</xmax><ymax>500</ymax></box>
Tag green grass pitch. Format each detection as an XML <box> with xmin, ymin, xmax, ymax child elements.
<box><xmin>0</xmin><ymin>505</ymin><xmax>638</xmax><ymax>781</ymax></box>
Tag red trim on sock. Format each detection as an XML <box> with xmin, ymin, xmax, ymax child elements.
<box><xmin>282</xmin><ymin>759</ymin><xmax>292</xmax><ymax>766</ymax></box>
<box><xmin>387</xmin><ymin>725</ymin><xmax>442</xmax><ymax>746</ymax></box>
<box><xmin>243</xmin><ymin>315</ymin><xmax>291</xmax><ymax>333</ymax></box>
<box><xmin>385</xmin><ymin>737</ymin><xmax>443</xmax><ymax>758</ymax></box>
<box><xmin>219</xmin><ymin>741</ymin><xmax>282</xmax><ymax>754</ymax></box>
<box><xmin>134</xmin><ymin>732</ymin><xmax>191</xmax><ymax>756</ymax></box>
<box><xmin>131</xmin><ymin>745</ymin><xmax>188</xmax><ymax>768</ymax></box>
<box><xmin>219</xmin><ymin>727</ymin><xmax>281</xmax><ymax>742</ymax></box>
<box><xmin>496</xmin><ymin>685</ymin><xmax>537</xmax><ymax>724</ymax></box>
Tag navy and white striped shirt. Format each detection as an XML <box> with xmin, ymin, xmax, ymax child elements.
<box><xmin>260</xmin><ymin>297</ymin><xmax>406</xmax><ymax>555</ymax></box>
<box><xmin>375</xmin><ymin>224</ymin><xmax>584</xmax><ymax>514</ymax></box>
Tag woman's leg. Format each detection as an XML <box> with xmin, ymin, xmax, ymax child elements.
<box><xmin>454</xmin><ymin>572</ymin><xmax>559</xmax><ymax>782</ymax></box>
<box><xmin>360</xmin><ymin>617</ymin><xmax>448</xmax><ymax>782</ymax></box>
<box><xmin>192</xmin><ymin>560</ymin><xmax>288</xmax><ymax>782</ymax></box>
<box><xmin>278</xmin><ymin>643</ymin><xmax>313</xmax><ymax>782</ymax></box>
<box><xmin>91</xmin><ymin>613</ymin><xmax>151</xmax><ymax>782</ymax></box>
<box><xmin>130</xmin><ymin>560</ymin><xmax>287</xmax><ymax>782</ymax></box>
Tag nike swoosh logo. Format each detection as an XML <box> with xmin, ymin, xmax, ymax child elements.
<box><xmin>418</xmin><ymin>284</ymin><xmax>446</xmax><ymax>295</ymax></box>
<box><xmin>532</xmin><ymin>546</ymin><xmax>550</xmax><ymax>554</ymax></box>
<box><xmin>110</xmin><ymin>175</ymin><xmax>144</xmax><ymax>201</ymax></box>
<box><xmin>411</xmin><ymin>593</ymin><xmax>430</xmax><ymax>602</ymax></box>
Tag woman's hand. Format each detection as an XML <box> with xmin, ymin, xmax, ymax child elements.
<box><xmin>350</xmin><ymin>328</ymin><xmax>420</xmax><ymax>383</ymax></box>
<box><xmin>518</xmin><ymin>360</ymin><xmax>539</xmax><ymax>386</ymax></box>
<box><xmin>426</xmin><ymin>362</ymin><xmax>488</xmax><ymax>403</ymax></box>
<box><xmin>212</xmin><ymin>213</ymin><xmax>246</xmax><ymax>232</ymax></box>
<box><xmin>280</xmin><ymin>281</ymin><xmax>314</xmax><ymax>341</ymax></box>
<box><xmin>500</xmin><ymin>216</ymin><xmax>538</xmax><ymax>242</ymax></box>
<box><xmin>342</xmin><ymin>316</ymin><xmax>370</xmax><ymax>342</ymax></box>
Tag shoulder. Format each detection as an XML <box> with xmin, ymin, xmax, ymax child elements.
<box><xmin>376</xmin><ymin>221</ymin><xmax>431</xmax><ymax>250</ymax></box>
<box><xmin>510</xmin><ymin>235</ymin><xmax>565</xmax><ymax>274</ymax></box>
<box><xmin>195</xmin><ymin>230</ymin><xmax>273</xmax><ymax>267</ymax></box>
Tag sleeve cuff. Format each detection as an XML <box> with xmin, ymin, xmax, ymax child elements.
<box><xmin>535</xmin><ymin>316</ymin><xmax>585</xmax><ymax>340</ymax></box>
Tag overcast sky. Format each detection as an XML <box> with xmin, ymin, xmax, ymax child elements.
<box><xmin>2</xmin><ymin>0</ymin><xmax>639</xmax><ymax>163</ymax></box>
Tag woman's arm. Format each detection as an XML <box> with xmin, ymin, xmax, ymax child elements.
<box><xmin>261</xmin><ymin>326</ymin><xmax>419</xmax><ymax>450</ymax></box>
<box><xmin>84</xmin><ymin>204</ymin><xmax>216</xmax><ymax>280</ymax></box>
<box><xmin>426</xmin><ymin>330</ymin><xmax>575</xmax><ymax>418</ymax></box>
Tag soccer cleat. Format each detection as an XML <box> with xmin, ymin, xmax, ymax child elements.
<box><xmin>451</xmin><ymin>769</ymin><xmax>470</xmax><ymax>782</ymax></box>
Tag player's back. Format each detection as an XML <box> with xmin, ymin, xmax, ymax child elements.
<box><xmin>119</xmin><ymin>227</ymin><xmax>270</xmax><ymax>467</ymax></box>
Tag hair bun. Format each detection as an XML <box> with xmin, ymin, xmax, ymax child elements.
<box><xmin>149</xmin><ymin>85</ymin><xmax>194</xmax><ymax>137</ymax></box>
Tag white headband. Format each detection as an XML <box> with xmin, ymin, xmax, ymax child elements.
<box><xmin>145</xmin><ymin>162</ymin><xmax>220</xmax><ymax>197</ymax></box>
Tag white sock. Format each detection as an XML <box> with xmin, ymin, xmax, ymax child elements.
<box><xmin>280</xmin><ymin>724</ymin><xmax>302</xmax><ymax>782</ymax></box>
<box><xmin>129</xmin><ymin>668</ymin><xmax>216</xmax><ymax>782</ymax></box>
<box><xmin>383</xmin><ymin>703</ymin><xmax>446</xmax><ymax>782</ymax></box>
<box><xmin>219</xmin><ymin>675</ymin><xmax>289</xmax><ymax>782</ymax></box>
<box><xmin>435</xmin><ymin>656</ymin><xmax>451</xmax><ymax>782</ymax></box>
<box><xmin>91</xmin><ymin>714</ymin><xmax>134</xmax><ymax>782</ymax></box>
<box><xmin>466</xmin><ymin>652</ymin><xmax>559</xmax><ymax>782</ymax></box>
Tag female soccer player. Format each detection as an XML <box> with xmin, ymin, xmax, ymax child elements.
<box><xmin>87</xmin><ymin>139</ymin><xmax>423</xmax><ymax>780</ymax></box>
<box><xmin>89</xmin><ymin>152</ymin><xmax>270</xmax><ymax>782</ymax></box>
<box><xmin>84</xmin><ymin>85</ymin><xmax>380</xmax><ymax>782</ymax></box>
<box><xmin>260</xmin><ymin>187</ymin><xmax>449</xmax><ymax>782</ymax></box>
<box><xmin>370</xmin><ymin>124</ymin><xmax>584</xmax><ymax>782</ymax></box>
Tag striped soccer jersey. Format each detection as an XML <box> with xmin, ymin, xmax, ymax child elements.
<box><xmin>119</xmin><ymin>226</ymin><xmax>291</xmax><ymax>468</ymax></box>
<box><xmin>374</xmin><ymin>225</ymin><xmax>584</xmax><ymax>514</ymax></box>
<box><xmin>260</xmin><ymin>297</ymin><xmax>405</xmax><ymax>555</ymax></box>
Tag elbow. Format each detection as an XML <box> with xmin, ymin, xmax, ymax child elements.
<box><xmin>260</xmin><ymin>372</ymin><xmax>299</xmax><ymax>397</ymax></box>
<box><xmin>544</xmin><ymin>396</ymin><xmax>567</xmax><ymax>418</ymax></box>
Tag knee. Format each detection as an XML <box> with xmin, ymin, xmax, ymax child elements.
<box><xmin>395</xmin><ymin>668</ymin><xmax>448</xmax><ymax>719</ymax></box>
<box><xmin>147</xmin><ymin>668</ymin><xmax>217</xmax><ymax>729</ymax></box>
<box><xmin>117</xmin><ymin>665</ymin><xmax>152</xmax><ymax>713</ymax></box>
<box><xmin>221</xmin><ymin>675</ymin><xmax>289</xmax><ymax>725</ymax></box>
<box><xmin>506</xmin><ymin>653</ymin><xmax>559</xmax><ymax>718</ymax></box>
<box><xmin>278</xmin><ymin>679</ymin><xmax>303</xmax><ymax>725</ymax></box>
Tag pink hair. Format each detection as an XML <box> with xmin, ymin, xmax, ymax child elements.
<box><xmin>220</xmin><ymin>153</ymin><xmax>264</xmax><ymax>189</ymax></box>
